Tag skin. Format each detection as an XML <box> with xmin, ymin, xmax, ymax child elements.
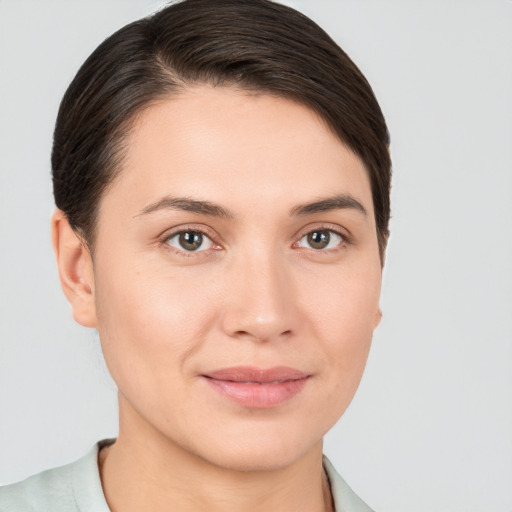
<box><xmin>52</xmin><ymin>86</ymin><xmax>383</xmax><ymax>512</ymax></box>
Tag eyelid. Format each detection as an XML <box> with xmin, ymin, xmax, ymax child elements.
<box><xmin>157</xmin><ymin>222</ymin><xmax>351</xmax><ymax>256</ymax></box>
<box><xmin>292</xmin><ymin>223</ymin><xmax>352</xmax><ymax>250</ymax></box>
<box><xmin>159</xmin><ymin>223</ymin><xmax>219</xmax><ymax>240</ymax></box>
<box><xmin>159</xmin><ymin>224</ymin><xmax>223</xmax><ymax>255</ymax></box>
<box><xmin>294</xmin><ymin>222</ymin><xmax>351</xmax><ymax>242</ymax></box>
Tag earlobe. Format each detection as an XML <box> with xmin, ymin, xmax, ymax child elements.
<box><xmin>51</xmin><ymin>210</ymin><xmax>97</xmax><ymax>328</ymax></box>
<box><xmin>374</xmin><ymin>307</ymin><xmax>383</xmax><ymax>330</ymax></box>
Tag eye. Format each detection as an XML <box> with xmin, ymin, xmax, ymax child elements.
<box><xmin>298</xmin><ymin>229</ymin><xmax>343</xmax><ymax>250</ymax></box>
<box><xmin>165</xmin><ymin>230</ymin><xmax>214</xmax><ymax>252</ymax></box>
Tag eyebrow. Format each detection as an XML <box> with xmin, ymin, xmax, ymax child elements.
<box><xmin>136</xmin><ymin>196</ymin><xmax>233</xmax><ymax>219</ymax></box>
<box><xmin>290</xmin><ymin>194</ymin><xmax>367</xmax><ymax>217</ymax></box>
<box><xmin>136</xmin><ymin>193</ymin><xmax>367</xmax><ymax>219</ymax></box>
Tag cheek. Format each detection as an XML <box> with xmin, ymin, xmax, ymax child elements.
<box><xmin>302</xmin><ymin>255</ymin><xmax>381</xmax><ymax>332</ymax></box>
<box><xmin>92</xmin><ymin>263</ymin><xmax>218</xmax><ymax>388</ymax></box>
<box><xmin>300</xmin><ymin>260</ymin><xmax>381</xmax><ymax>386</ymax></box>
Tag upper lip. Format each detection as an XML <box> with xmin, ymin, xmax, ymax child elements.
<box><xmin>203</xmin><ymin>366</ymin><xmax>309</xmax><ymax>383</ymax></box>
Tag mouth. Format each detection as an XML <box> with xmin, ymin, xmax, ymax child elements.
<box><xmin>201</xmin><ymin>366</ymin><xmax>310</xmax><ymax>408</ymax></box>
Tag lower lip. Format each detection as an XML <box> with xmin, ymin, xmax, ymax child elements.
<box><xmin>204</xmin><ymin>377</ymin><xmax>309</xmax><ymax>408</ymax></box>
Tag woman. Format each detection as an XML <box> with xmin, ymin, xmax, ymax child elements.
<box><xmin>0</xmin><ymin>0</ymin><xmax>391</xmax><ymax>510</ymax></box>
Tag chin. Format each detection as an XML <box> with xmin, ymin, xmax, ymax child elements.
<box><xmin>189</xmin><ymin>425</ymin><xmax>325</xmax><ymax>473</ymax></box>
<box><xmin>208</xmin><ymin>448</ymin><xmax>312</xmax><ymax>473</ymax></box>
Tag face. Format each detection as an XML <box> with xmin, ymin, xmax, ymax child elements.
<box><xmin>84</xmin><ymin>87</ymin><xmax>382</xmax><ymax>470</ymax></box>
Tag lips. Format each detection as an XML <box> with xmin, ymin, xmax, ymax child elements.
<box><xmin>202</xmin><ymin>366</ymin><xmax>310</xmax><ymax>408</ymax></box>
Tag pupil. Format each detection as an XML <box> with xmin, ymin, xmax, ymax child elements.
<box><xmin>308</xmin><ymin>230</ymin><xmax>330</xmax><ymax>249</ymax></box>
<box><xmin>179</xmin><ymin>231</ymin><xmax>203</xmax><ymax>251</ymax></box>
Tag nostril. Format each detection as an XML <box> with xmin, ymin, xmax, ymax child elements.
<box><xmin>231</xmin><ymin>328</ymin><xmax>292</xmax><ymax>343</ymax></box>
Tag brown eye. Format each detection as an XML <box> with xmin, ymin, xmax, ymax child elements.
<box><xmin>166</xmin><ymin>231</ymin><xmax>213</xmax><ymax>252</ymax></box>
<box><xmin>307</xmin><ymin>230</ymin><xmax>330</xmax><ymax>249</ymax></box>
<box><xmin>179</xmin><ymin>231</ymin><xmax>203</xmax><ymax>251</ymax></box>
<box><xmin>299</xmin><ymin>229</ymin><xmax>343</xmax><ymax>250</ymax></box>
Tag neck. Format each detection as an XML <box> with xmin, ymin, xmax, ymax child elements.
<box><xmin>99</xmin><ymin>399</ymin><xmax>333</xmax><ymax>512</ymax></box>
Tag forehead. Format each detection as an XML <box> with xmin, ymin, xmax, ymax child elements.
<box><xmin>104</xmin><ymin>86</ymin><xmax>374</xmax><ymax>220</ymax></box>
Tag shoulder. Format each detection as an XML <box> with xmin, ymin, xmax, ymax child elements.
<box><xmin>0</xmin><ymin>462</ymin><xmax>76</xmax><ymax>512</ymax></box>
<box><xmin>323</xmin><ymin>456</ymin><xmax>375</xmax><ymax>512</ymax></box>
<box><xmin>0</xmin><ymin>441</ymin><xmax>112</xmax><ymax>512</ymax></box>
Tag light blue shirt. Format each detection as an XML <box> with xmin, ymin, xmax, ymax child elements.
<box><xmin>0</xmin><ymin>441</ymin><xmax>374</xmax><ymax>512</ymax></box>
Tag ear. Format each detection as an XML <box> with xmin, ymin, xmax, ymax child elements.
<box><xmin>51</xmin><ymin>210</ymin><xmax>97</xmax><ymax>328</ymax></box>
<box><xmin>374</xmin><ymin>307</ymin><xmax>383</xmax><ymax>330</ymax></box>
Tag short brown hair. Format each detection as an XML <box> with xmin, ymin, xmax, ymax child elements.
<box><xmin>52</xmin><ymin>0</ymin><xmax>391</xmax><ymax>258</ymax></box>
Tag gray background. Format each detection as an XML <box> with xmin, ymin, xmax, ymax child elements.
<box><xmin>1</xmin><ymin>1</ymin><xmax>511</xmax><ymax>511</ymax></box>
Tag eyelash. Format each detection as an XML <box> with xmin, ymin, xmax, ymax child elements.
<box><xmin>161</xmin><ymin>225</ymin><xmax>220</xmax><ymax>257</ymax></box>
<box><xmin>160</xmin><ymin>224</ymin><xmax>349</xmax><ymax>257</ymax></box>
<box><xmin>293</xmin><ymin>225</ymin><xmax>349</xmax><ymax>253</ymax></box>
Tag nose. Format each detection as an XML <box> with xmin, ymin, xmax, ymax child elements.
<box><xmin>220</xmin><ymin>249</ymin><xmax>298</xmax><ymax>343</ymax></box>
